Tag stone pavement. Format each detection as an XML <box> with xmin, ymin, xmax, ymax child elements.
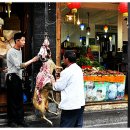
<box><xmin>9</xmin><ymin>109</ymin><xmax>129</xmax><ymax>127</ymax></box>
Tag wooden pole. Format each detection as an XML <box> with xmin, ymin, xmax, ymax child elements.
<box><xmin>56</xmin><ymin>3</ymin><xmax>61</xmax><ymax>103</ymax></box>
<box><xmin>128</xmin><ymin>3</ymin><xmax>130</xmax><ymax>128</ymax></box>
<box><xmin>56</xmin><ymin>3</ymin><xmax>61</xmax><ymax>66</ymax></box>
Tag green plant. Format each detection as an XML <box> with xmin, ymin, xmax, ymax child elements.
<box><xmin>77</xmin><ymin>56</ymin><xmax>93</xmax><ymax>66</ymax></box>
<box><xmin>92</xmin><ymin>61</ymin><xmax>100</xmax><ymax>67</ymax></box>
<box><xmin>77</xmin><ymin>56</ymin><xmax>105</xmax><ymax>70</ymax></box>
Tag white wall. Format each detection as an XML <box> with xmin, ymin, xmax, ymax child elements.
<box><xmin>61</xmin><ymin>18</ymin><xmax>128</xmax><ymax>47</ymax></box>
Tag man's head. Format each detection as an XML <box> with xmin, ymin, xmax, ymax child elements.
<box><xmin>63</xmin><ymin>51</ymin><xmax>76</xmax><ymax>65</ymax></box>
<box><xmin>14</xmin><ymin>32</ymin><xmax>25</xmax><ymax>48</ymax></box>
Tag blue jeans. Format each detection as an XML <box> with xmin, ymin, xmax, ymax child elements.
<box><xmin>60</xmin><ymin>106</ymin><xmax>85</xmax><ymax>127</ymax></box>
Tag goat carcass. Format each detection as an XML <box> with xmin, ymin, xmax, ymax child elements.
<box><xmin>33</xmin><ymin>61</ymin><xmax>58</xmax><ymax>126</ymax></box>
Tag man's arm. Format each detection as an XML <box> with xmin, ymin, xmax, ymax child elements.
<box><xmin>20</xmin><ymin>56</ymin><xmax>39</xmax><ymax>69</ymax></box>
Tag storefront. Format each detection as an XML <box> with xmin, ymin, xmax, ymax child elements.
<box><xmin>56</xmin><ymin>2</ymin><xmax>128</xmax><ymax>104</ymax></box>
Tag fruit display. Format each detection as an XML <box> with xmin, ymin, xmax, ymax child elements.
<box><xmin>83</xmin><ymin>68</ymin><xmax>124</xmax><ymax>76</ymax></box>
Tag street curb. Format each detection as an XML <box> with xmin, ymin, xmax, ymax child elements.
<box><xmin>84</xmin><ymin>101</ymin><xmax>128</xmax><ymax>112</ymax></box>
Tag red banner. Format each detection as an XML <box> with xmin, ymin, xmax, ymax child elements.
<box><xmin>84</xmin><ymin>75</ymin><xmax>125</xmax><ymax>83</ymax></box>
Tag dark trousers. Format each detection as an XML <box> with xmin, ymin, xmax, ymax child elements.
<box><xmin>60</xmin><ymin>106</ymin><xmax>85</xmax><ymax>127</ymax></box>
<box><xmin>6</xmin><ymin>73</ymin><xmax>24</xmax><ymax>124</ymax></box>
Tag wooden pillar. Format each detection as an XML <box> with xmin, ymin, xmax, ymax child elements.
<box><xmin>117</xmin><ymin>12</ymin><xmax>123</xmax><ymax>51</ymax></box>
<box><xmin>56</xmin><ymin>3</ymin><xmax>61</xmax><ymax>66</ymax></box>
<box><xmin>55</xmin><ymin>3</ymin><xmax>61</xmax><ymax>103</ymax></box>
<box><xmin>128</xmin><ymin>3</ymin><xmax>130</xmax><ymax>127</ymax></box>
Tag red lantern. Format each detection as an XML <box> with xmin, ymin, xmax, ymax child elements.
<box><xmin>67</xmin><ymin>2</ymin><xmax>81</xmax><ymax>13</ymax></box>
<box><xmin>118</xmin><ymin>2</ymin><xmax>128</xmax><ymax>17</ymax></box>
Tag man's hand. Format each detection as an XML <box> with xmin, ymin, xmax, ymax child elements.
<box><xmin>3</xmin><ymin>67</ymin><xmax>8</xmax><ymax>73</ymax></box>
<box><xmin>21</xmin><ymin>56</ymin><xmax>39</xmax><ymax>69</ymax></box>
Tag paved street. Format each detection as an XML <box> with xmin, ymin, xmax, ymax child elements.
<box><xmin>84</xmin><ymin>109</ymin><xmax>127</xmax><ymax>128</ymax></box>
<box><xmin>0</xmin><ymin>108</ymin><xmax>127</xmax><ymax>128</ymax></box>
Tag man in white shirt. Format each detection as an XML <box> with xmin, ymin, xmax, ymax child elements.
<box><xmin>53</xmin><ymin>51</ymin><xmax>85</xmax><ymax>127</ymax></box>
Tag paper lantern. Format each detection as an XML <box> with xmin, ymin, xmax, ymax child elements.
<box><xmin>86</xmin><ymin>27</ymin><xmax>90</xmax><ymax>35</ymax></box>
<box><xmin>80</xmin><ymin>23</ymin><xmax>85</xmax><ymax>31</ymax></box>
<box><xmin>65</xmin><ymin>11</ymin><xmax>74</xmax><ymax>21</ymax></box>
<box><xmin>67</xmin><ymin>2</ymin><xmax>81</xmax><ymax>13</ymax></box>
<box><xmin>118</xmin><ymin>2</ymin><xmax>128</xmax><ymax>17</ymax></box>
<box><xmin>66</xmin><ymin>35</ymin><xmax>70</xmax><ymax>41</ymax></box>
<box><xmin>79</xmin><ymin>36</ymin><xmax>82</xmax><ymax>42</ymax></box>
<box><xmin>104</xmin><ymin>25</ymin><xmax>108</xmax><ymax>33</ymax></box>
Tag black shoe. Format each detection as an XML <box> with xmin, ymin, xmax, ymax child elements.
<box><xmin>17</xmin><ymin>121</ymin><xmax>29</xmax><ymax>127</ymax></box>
<box><xmin>8</xmin><ymin>122</ymin><xmax>18</xmax><ymax>127</ymax></box>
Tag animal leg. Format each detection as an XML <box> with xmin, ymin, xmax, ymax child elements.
<box><xmin>47</xmin><ymin>109</ymin><xmax>58</xmax><ymax>116</ymax></box>
<box><xmin>49</xmin><ymin>91</ymin><xmax>59</xmax><ymax>105</ymax></box>
<box><xmin>42</xmin><ymin>115</ymin><xmax>53</xmax><ymax>126</ymax></box>
<box><xmin>48</xmin><ymin>96</ymin><xmax>59</xmax><ymax>105</ymax></box>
